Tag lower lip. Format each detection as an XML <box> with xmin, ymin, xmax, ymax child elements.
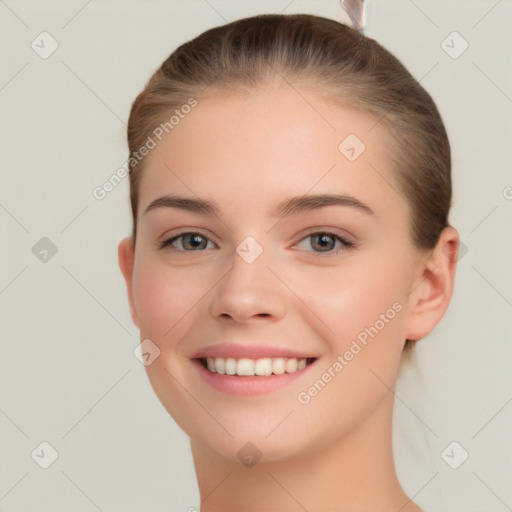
<box><xmin>192</xmin><ymin>359</ymin><xmax>316</xmax><ymax>396</ymax></box>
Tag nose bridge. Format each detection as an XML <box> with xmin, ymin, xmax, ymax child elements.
<box><xmin>209</xmin><ymin>235</ymin><xmax>287</xmax><ymax>322</ymax></box>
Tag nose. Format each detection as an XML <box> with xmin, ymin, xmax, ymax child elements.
<box><xmin>208</xmin><ymin>246</ymin><xmax>287</xmax><ymax>324</ymax></box>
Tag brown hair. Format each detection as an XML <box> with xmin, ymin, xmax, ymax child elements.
<box><xmin>126</xmin><ymin>13</ymin><xmax>452</xmax><ymax>346</ymax></box>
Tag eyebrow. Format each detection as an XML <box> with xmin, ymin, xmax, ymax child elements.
<box><xmin>142</xmin><ymin>193</ymin><xmax>374</xmax><ymax>218</ymax></box>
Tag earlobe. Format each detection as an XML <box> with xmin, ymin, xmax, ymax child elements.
<box><xmin>118</xmin><ymin>237</ymin><xmax>139</xmax><ymax>328</ymax></box>
<box><xmin>404</xmin><ymin>227</ymin><xmax>459</xmax><ymax>341</ymax></box>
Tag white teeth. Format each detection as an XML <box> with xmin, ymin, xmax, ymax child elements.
<box><xmin>272</xmin><ymin>358</ymin><xmax>286</xmax><ymax>375</ymax></box>
<box><xmin>225</xmin><ymin>357</ymin><xmax>237</xmax><ymax>375</ymax></box>
<box><xmin>255</xmin><ymin>358</ymin><xmax>272</xmax><ymax>376</ymax></box>
<box><xmin>202</xmin><ymin>356</ymin><xmax>311</xmax><ymax>376</ymax></box>
<box><xmin>285</xmin><ymin>358</ymin><xmax>298</xmax><ymax>373</ymax></box>
<box><xmin>236</xmin><ymin>358</ymin><xmax>255</xmax><ymax>376</ymax></box>
<box><xmin>214</xmin><ymin>357</ymin><xmax>225</xmax><ymax>374</ymax></box>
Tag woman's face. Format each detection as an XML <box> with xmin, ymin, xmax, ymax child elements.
<box><xmin>120</xmin><ymin>85</ymin><xmax>430</xmax><ymax>463</ymax></box>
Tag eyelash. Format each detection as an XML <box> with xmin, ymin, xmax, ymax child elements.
<box><xmin>157</xmin><ymin>230</ymin><xmax>355</xmax><ymax>256</ymax></box>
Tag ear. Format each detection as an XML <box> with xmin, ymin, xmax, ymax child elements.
<box><xmin>118</xmin><ymin>237</ymin><xmax>139</xmax><ymax>328</ymax></box>
<box><xmin>404</xmin><ymin>227</ymin><xmax>459</xmax><ymax>341</ymax></box>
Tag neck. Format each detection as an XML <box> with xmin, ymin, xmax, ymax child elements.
<box><xmin>190</xmin><ymin>392</ymin><xmax>423</xmax><ymax>512</ymax></box>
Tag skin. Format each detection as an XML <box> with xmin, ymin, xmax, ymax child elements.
<box><xmin>119</xmin><ymin>83</ymin><xmax>459</xmax><ymax>511</ymax></box>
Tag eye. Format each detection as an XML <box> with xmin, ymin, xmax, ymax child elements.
<box><xmin>158</xmin><ymin>232</ymin><xmax>215</xmax><ymax>251</ymax></box>
<box><xmin>158</xmin><ymin>230</ymin><xmax>354</xmax><ymax>255</ymax></box>
<box><xmin>294</xmin><ymin>231</ymin><xmax>354</xmax><ymax>255</ymax></box>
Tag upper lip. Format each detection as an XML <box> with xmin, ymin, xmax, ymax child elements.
<box><xmin>191</xmin><ymin>343</ymin><xmax>318</xmax><ymax>360</ymax></box>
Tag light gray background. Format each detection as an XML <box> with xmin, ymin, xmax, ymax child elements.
<box><xmin>1</xmin><ymin>1</ymin><xmax>511</xmax><ymax>510</ymax></box>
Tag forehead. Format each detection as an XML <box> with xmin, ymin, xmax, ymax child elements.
<box><xmin>137</xmin><ymin>85</ymin><xmax>405</xmax><ymax>219</ymax></box>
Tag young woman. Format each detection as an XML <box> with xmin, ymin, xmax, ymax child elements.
<box><xmin>118</xmin><ymin>14</ymin><xmax>459</xmax><ymax>511</ymax></box>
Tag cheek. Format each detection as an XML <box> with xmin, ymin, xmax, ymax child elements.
<box><xmin>132</xmin><ymin>257</ymin><xmax>206</xmax><ymax>337</ymax></box>
<box><xmin>282</xmin><ymin>255</ymin><xmax>410</xmax><ymax>411</ymax></box>
<box><xmin>284</xmin><ymin>255</ymin><xmax>410</xmax><ymax>350</ymax></box>
<box><xmin>276</xmin><ymin>262</ymin><xmax>408</xmax><ymax>449</ymax></box>
<box><xmin>131</xmin><ymin>257</ymin><xmax>212</xmax><ymax>434</ymax></box>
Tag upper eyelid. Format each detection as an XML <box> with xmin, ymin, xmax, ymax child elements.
<box><xmin>159</xmin><ymin>226</ymin><xmax>214</xmax><ymax>240</ymax></box>
<box><xmin>163</xmin><ymin>224</ymin><xmax>353</xmax><ymax>239</ymax></box>
<box><xmin>299</xmin><ymin>227</ymin><xmax>353</xmax><ymax>240</ymax></box>
<box><xmin>163</xmin><ymin>228</ymin><xmax>350</xmax><ymax>241</ymax></box>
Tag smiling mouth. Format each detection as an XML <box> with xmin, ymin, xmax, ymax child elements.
<box><xmin>197</xmin><ymin>357</ymin><xmax>317</xmax><ymax>376</ymax></box>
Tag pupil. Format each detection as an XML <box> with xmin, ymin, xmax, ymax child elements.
<box><xmin>314</xmin><ymin>234</ymin><xmax>333</xmax><ymax>251</ymax></box>
<box><xmin>186</xmin><ymin>234</ymin><xmax>205</xmax><ymax>249</ymax></box>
